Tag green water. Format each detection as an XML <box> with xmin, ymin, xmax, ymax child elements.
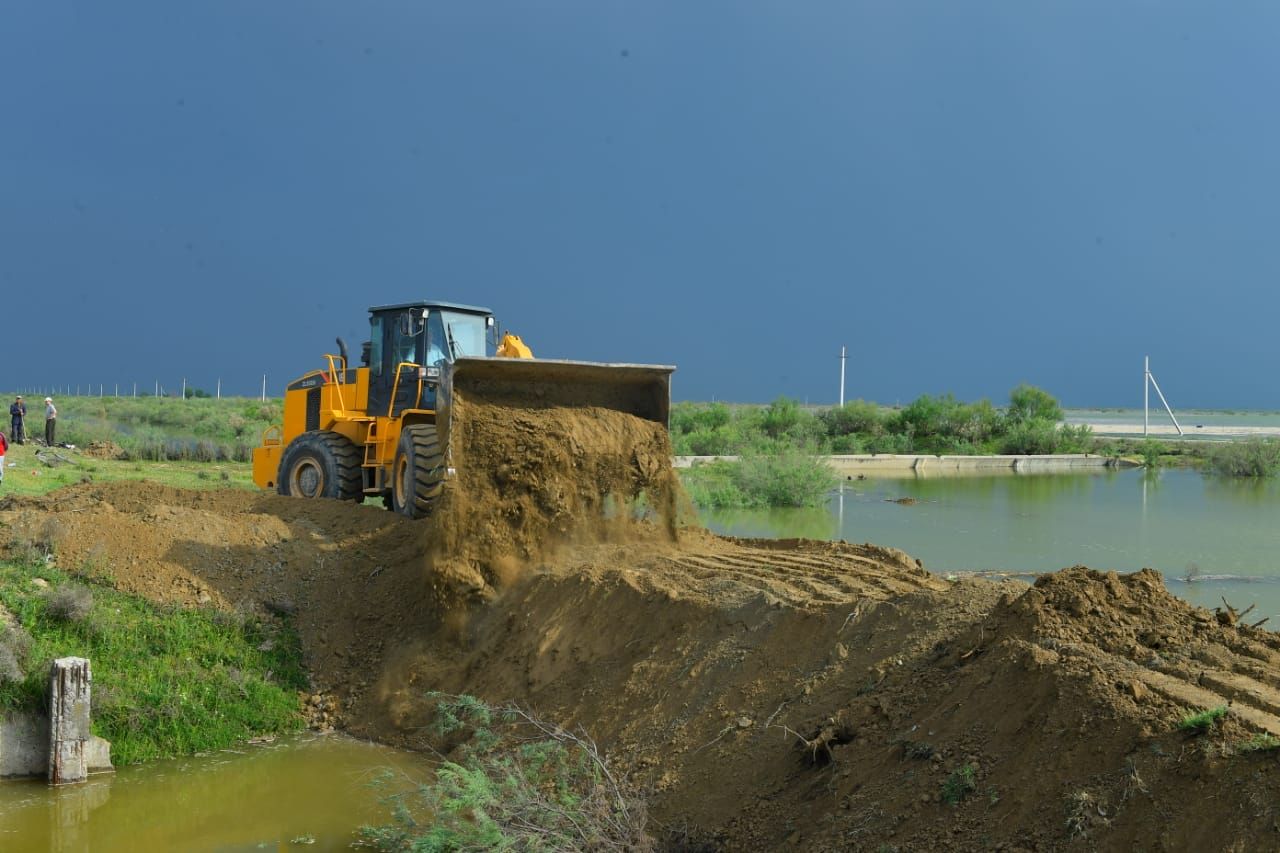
<box><xmin>703</xmin><ymin>468</ymin><xmax>1280</xmax><ymax>622</ymax></box>
<box><xmin>0</xmin><ymin>733</ymin><xmax>426</xmax><ymax>851</ymax></box>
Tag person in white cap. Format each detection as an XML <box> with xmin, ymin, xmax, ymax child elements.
<box><xmin>44</xmin><ymin>396</ymin><xmax>57</xmax><ymax>446</ymax></box>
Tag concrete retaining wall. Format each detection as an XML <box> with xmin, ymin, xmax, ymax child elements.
<box><xmin>674</xmin><ymin>453</ymin><xmax>1138</xmax><ymax>477</ymax></box>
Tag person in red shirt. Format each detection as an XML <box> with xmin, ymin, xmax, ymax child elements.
<box><xmin>0</xmin><ymin>429</ymin><xmax>8</xmax><ymax>486</ymax></box>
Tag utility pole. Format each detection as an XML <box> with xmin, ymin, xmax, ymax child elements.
<box><xmin>261</xmin><ymin>374</ymin><xmax>267</xmax><ymax>402</ymax></box>
<box><xmin>1144</xmin><ymin>356</ymin><xmax>1184</xmax><ymax>436</ymax></box>
<box><xmin>216</xmin><ymin>378</ymin><xmax>221</xmax><ymax>400</ymax></box>
<box><xmin>839</xmin><ymin>346</ymin><xmax>847</xmax><ymax>408</ymax></box>
<box><xmin>181</xmin><ymin>377</ymin><xmax>186</xmax><ymax>400</ymax></box>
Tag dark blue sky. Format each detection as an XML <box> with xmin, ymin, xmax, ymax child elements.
<box><xmin>3</xmin><ymin>2</ymin><xmax>1278</xmax><ymax>407</ymax></box>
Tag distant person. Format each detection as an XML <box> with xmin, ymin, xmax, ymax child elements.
<box><xmin>44</xmin><ymin>396</ymin><xmax>56</xmax><ymax>446</ymax></box>
<box><xmin>0</xmin><ymin>428</ymin><xmax>7</xmax><ymax>486</ymax></box>
<box><xmin>9</xmin><ymin>395</ymin><xmax>25</xmax><ymax>444</ymax></box>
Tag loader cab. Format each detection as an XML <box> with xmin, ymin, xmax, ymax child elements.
<box><xmin>365</xmin><ymin>301</ymin><xmax>496</xmax><ymax>417</ymax></box>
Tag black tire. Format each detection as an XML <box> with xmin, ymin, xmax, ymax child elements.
<box><xmin>277</xmin><ymin>431</ymin><xmax>363</xmax><ymax>502</ymax></box>
<box><xmin>391</xmin><ymin>424</ymin><xmax>444</xmax><ymax>518</ymax></box>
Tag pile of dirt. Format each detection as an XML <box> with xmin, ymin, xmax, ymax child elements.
<box><xmin>4</xmin><ymin>418</ymin><xmax>1280</xmax><ymax>851</ymax></box>
<box><xmin>423</xmin><ymin>372</ymin><xmax>682</xmax><ymax>601</ymax></box>
<box><xmin>81</xmin><ymin>440</ymin><xmax>126</xmax><ymax>460</ymax></box>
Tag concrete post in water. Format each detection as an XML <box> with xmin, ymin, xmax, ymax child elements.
<box><xmin>48</xmin><ymin>657</ymin><xmax>92</xmax><ymax>785</ymax></box>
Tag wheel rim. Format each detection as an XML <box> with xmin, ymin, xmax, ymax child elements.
<box><xmin>395</xmin><ymin>455</ymin><xmax>410</xmax><ymax>509</ymax></box>
<box><xmin>291</xmin><ymin>459</ymin><xmax>324</xmax><ymax>498</ymax></box>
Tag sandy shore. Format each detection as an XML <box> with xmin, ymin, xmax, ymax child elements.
<box><xmin>1085</xmin><ymin>422</ymin><xmax>1280</xmax><ymax>438</ymax></box>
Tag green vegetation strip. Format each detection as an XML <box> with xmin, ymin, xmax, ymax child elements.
<box><xmin>0</xmin><ymin>556</ymin><xmax>305</xmax><ymax>765</ymax></box>
<box><xmin>674</xmin><ymin>384</ymin><xmax>1094</xmax><ymax>508</ymax></box>
<box><xmin>19</xmin><ymin>394</ymin><xmax>282</xmax><ymax>463</ymax></box>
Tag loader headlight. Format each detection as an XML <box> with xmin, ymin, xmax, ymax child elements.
<box><xmin>425</xmin><ymin>366</ymin><xmax>440</xmax><ymax>379</ymax></box>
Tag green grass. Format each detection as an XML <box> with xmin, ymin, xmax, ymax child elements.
<box><xmin>0</xmin><ymin>555</ymin><xmax>305</xmax><ymax>765</ymax></box>
<box><xmin>1234</xmin><ymin>733</ymin><xmax>1280</xmax><ymax>753</ymax></box>
<box><xmin>10</xmin><ymin>394</ymin><xmax>282</xmax><ymax>463</ymax></box>
<box><xmin>0</xmin><ymin>441</ymin><xmax>255</xmax><ymax>498</ymax></box>
<box><xmin>1178</xmin><ymin>706</ymin><xmax>1229</xmax><ymax>734</ymax></box>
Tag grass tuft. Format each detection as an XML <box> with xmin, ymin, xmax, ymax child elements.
<box><xmin>1179</xmin><ymin>706</ymin><xmax>1229</xmax><ymax>734</ymax></box>
<box><xmin>941</xmin><ymin>764</ymin><xmax>977</xmax><ymax>805</ymax></box>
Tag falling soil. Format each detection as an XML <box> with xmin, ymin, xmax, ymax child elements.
<box><xmin>3</xmin><ymin>396</ymin><xmax>1280</xmax><ymax>851</ymax></box>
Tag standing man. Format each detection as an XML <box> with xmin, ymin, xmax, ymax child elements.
<box><xmin>44</xmin><ymin>396</ymin><xmax>57</xmax><ymax>446</ymax></box>
<box><xmin>9</xmin><ymin>395</ymin><xmax>25</xmax><ymax>444</ymax></box>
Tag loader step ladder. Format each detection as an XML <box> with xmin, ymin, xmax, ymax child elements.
<box><xmin>362</xmin><ymin>418</ymin><xmax>389</xmax><ymax>493</ymax></box>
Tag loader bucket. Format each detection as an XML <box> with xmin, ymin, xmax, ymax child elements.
<box><xmin>436</xmin><ymin>356</ymin><xmax>674</xmax><ymax>461</ymax></box>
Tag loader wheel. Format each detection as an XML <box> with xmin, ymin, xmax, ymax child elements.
<box><xmin>277</xmin><ymin>431</ymin><xmax>363</xmax><ymax>502</ymax></box>
<box><xmin>392</xmin><ymin>424</ymin><xmax>445</xmax><ymax>519</ymax></box>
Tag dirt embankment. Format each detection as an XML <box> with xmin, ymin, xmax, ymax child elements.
<box><xmin>4</xmin><ymin>389</ymin><xmax>1280</xmax><ymax>851</ymax></box>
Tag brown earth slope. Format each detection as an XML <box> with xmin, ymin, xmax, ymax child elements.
<box><xmin>3</xmin><ymin>384</ymin><xmax>1279</xmax><ymax>851</ymax></box>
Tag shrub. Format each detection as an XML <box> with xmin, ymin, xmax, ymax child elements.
<box><xmin>0</xmin><ymin>624</ymin><xmax>32</xmax><ymax>682</ymax></box>
<box><xmin>1006</xmin><ymin>383</ymin><xmax>1063</xmax><ymax>425</ymax></box>
<box><xmin>44</xmin><ymin>584</ymin><xmax>94</xmax><ymax>622</ymax></box>
<box><xmin>1001</xmin><ymin>420</ymin><xmax>1060</xmax><ymax>455</ymax></box>
<box><xmin>820</xmin><ymin>399</ymin><xmax>885</xmax><ymax>438</ymax></box>
<box><xmin>1206</xmin><ymin>439</ymin><xmax>1280</xmax><ymax>478</ymax></box>
<box><xmin>360</xmin><ymin>694</ymin><xmax>653</xmax><ymax>852</ymax></box>
<box><xmin>1057</xmin><ymin>423</ymin><xmax>1095</xmax><ymax>454</ymax></box>
<box><xmin>1139</xmin><ymin>438</ymin><xmax>1168</xmax><ymax>468</ymax></box>
<box><xmin>735</xmin><ymin>449</ymin><xmax>837</xmax><ymax>508</ymax></box>
<box><xmin>679</xmin><ymin>450</ymin><xmax>836</xmax><ymax>509</ymax></box>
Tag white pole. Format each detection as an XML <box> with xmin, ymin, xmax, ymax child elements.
<box><xmin>216</xmin><ymin>378</ymin><xmax>221</xmax><ymax>399</ymax></box>
<box><xmin>133</xmin><ymin>382</ymin><xmax>137</xmax><ymax>398</ymax></box>
<box><xmin>839</xmin><ymin>346</ymin><xmax>847</xmax><ymax>408</ymax></box>
<box><xmin>181</xmin><ymin>377</ymin><xmax>186</xmax><ymax>400</ymax></box>
<box><xmin>155</xmin><ymin>380</ymin><xmax>159</xmax><ymax>398</ymax></box>
<box><xmin>1148</xmin><ymin>370</ymin><xmax>1184</xmax><ymax>436</ymax></box>
<box><xmin>261</xmin><ymin>374</ymin><xmax>267</xmax><ymax>402</ymax></box>
<box><xmin>1143</xmin><ymin>355</ymin><xmax>1149</xmax><ymax>437</ymax></box>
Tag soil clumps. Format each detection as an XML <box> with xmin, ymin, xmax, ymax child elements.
<box><xmin>423</xmin><ymin>372</ymin><xmax>682</xmax><ymax>601</ymax></box>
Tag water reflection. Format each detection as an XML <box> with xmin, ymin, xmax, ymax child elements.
<box><xmin>705</xmin><ymin>505</ymin><xmax>837</xmax><ymax>540</ymax></box>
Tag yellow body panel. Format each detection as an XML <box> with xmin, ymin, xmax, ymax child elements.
<box><xmin>252</xmin><ymin>358</ymin><xmax>437</xmax><ymax>495</ymax></box>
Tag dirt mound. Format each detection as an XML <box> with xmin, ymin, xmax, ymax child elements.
<box><xmin>5</xmin><ymin>470</ymin><xmax>1280</xmax><ymax>850</ymax></box>
<box><xmin>81</xmin><ymin>440</ymin><xmax>126</xmax><ymax>460</ymax></box>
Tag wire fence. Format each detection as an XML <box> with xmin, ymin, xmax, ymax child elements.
<box><xmin>11</xmin><ymin>376</ymin><xmax>274</xmax><ymax>401</ymax></box>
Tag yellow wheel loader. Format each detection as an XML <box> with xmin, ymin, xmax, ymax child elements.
<box><xmin>253</xmin><ymin>301</ymin><xmax>673</xmax><ymax>518</ymax></box>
